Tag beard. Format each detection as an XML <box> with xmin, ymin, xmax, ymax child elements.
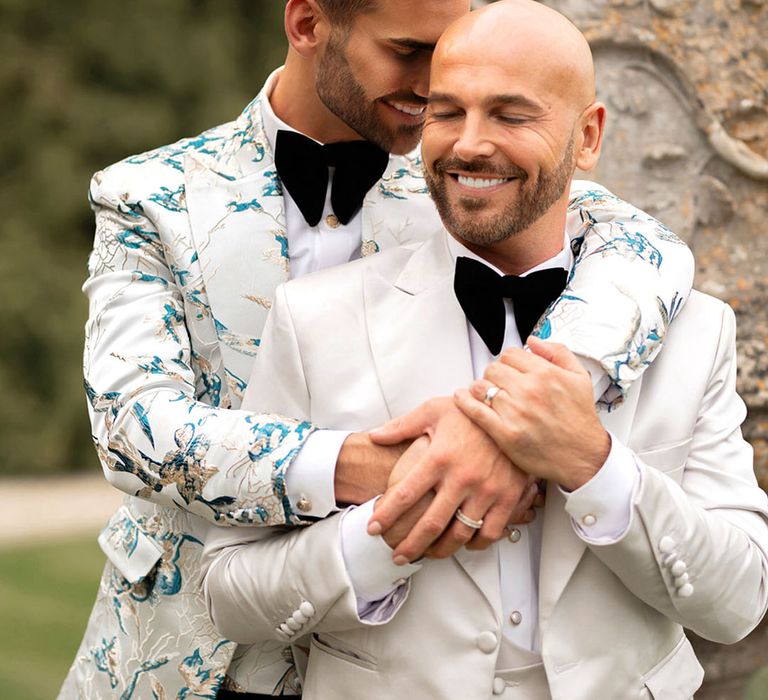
<box><xmin>425</xmin><ymin>137</ymin><xmax>575</xmax><ymax>246</ymax></box>
<box><xmin>315</xmin><ymin>30</ymin><xmax>423</xmax><ymax>154</ymax></box>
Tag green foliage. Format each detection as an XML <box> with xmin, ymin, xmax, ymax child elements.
<box><xmin>0</xmin><ymin>536</ymin><xmax>106</xmax><ymax>698</ymax></box>
<box><xmin>0</xmin><ymin>0</ymin><xmax>287</xmax><ymax>474</ymax></box>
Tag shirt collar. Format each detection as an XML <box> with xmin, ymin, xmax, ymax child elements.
<box><xmin>446</xmin><ymin>230</ymin><xmax>573</xmax><ymax>277</ymax></box>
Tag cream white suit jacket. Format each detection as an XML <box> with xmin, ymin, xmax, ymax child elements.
<box><xmin>203</xmin><ymin>233</ymin><xmax>768</xmax><ymax>700</ymax></box>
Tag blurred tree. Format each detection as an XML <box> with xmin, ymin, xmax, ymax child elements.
<box><xmin>0</xmin><ymin>0</ymin><xmax>287</xmax><ymax>474</ymax></box>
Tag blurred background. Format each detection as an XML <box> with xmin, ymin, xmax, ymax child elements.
<box><xmin>0</xmin><ymin>0</ymin><xmax>766</xmax><ymax>698</ymax></box>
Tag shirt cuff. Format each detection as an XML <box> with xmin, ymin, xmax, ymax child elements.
<box><xmin>561</xmin><ymin>434</ymin><xmax>640</xmax><ymax>543</ymax></box>
<box><xmin>340</xmin><ymin>499</ymin><xmax>422</xmax><ymax>604</ymax></box>
<box><xmin>579</xmin><ymin>357</ymin><xmax>611</xmax><ymax>403</ymax></box>
<box><xmin>286</xmin><ymin>429</ymin><xmax>350</xmax><ymax>518</ymax></box>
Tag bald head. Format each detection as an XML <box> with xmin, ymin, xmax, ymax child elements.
<box><xmin>436</xmin><ymin>0</ymin><xmax>596</xmax><ymax>112</ymax></box>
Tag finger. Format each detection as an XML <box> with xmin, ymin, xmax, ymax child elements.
<box><xmin>496</xmin><ymin>346</ymin><xmax>546</xmax><ymax>373</ymax></box>
<box><xmin>391</xmin><ymin>487</ymin><xmax>468</xmax><ymax>561</ymax></box>
<box><xmin>454</xmin><ymin>388</ymin><xmax>507</xmax><ymax>438</ymax></box>
<box><xmin>369</xmin><ymin>414</ymin><xmax>423</xmax><ymax>445</ymax></box>
<box><xmin>368</xmin><ymin>460</ymin><xmax>440</xmax><ymax>535</ymax></box>
<box><xmin>506</xmin><ymin>481</ymin><xmax>540</xmax><ymax>525</ymax></box>
<box><xmin>465</xmin><ymin>500</ymin><xmax>512</xmax><ymax>551</ymax></box>
<box><xmin>526</xmin><ymin>336</ymin><xmax>586</xmax><ymax>374</ymax></box>
<box><xmin>427</xmin><ymin>493</ymin><xmax>495</xmax><ymax>558</ymax></box>
<box><xmin>467</xmin><ymin>379</ymin><xmax>508</xmax><ymax>407</ymax></box>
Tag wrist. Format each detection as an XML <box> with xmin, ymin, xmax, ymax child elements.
<box><xmin>558</xmin><ymin>430</ymin><xmax>612</xmax><ymax>492</ymax></box>
<box><xmin>334</xmin><ymin>433</ymin><xmax>407</xmax><ymax>506</ymax></box>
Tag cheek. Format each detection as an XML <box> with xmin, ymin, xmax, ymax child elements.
<box><xmin>421</xmin><ymin>124</ymin><xmax>455</xmax><ymax>167</ymax></box>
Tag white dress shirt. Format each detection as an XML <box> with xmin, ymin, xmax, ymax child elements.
<box><xmin>339</xmin><ymin>234</ymin><xmax>642</xmax><ymax>652</ymax></box>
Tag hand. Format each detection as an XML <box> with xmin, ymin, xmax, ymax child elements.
<box><xmin>455</xmin><ymin>336</ymin><xmax>611</xmax><ymax>492</ymax></box>
<box><xmin>368</xmin><ymin>397</ymin><xmax>538</xmax><ymax>563</ymax></box>
<box><xmin>334</xmin><ymin>432</ymin><xmax>411</xmax><ymax>506</ymax></box>
<box><xmin>378</xmin><ymin>436</ymin><xmax>434</xmax><ymax>551</ymax></box>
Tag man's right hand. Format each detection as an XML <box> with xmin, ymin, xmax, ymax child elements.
<box><xmin>366</xmin><ymin>397</ymin><xmax>539</xmax><ymax>563</ymax></box>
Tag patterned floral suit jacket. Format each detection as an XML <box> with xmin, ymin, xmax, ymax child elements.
<box><xmin>59</xmin><ymin>78</ymin><xmax>694</xmax><ymax>699</ymax></box>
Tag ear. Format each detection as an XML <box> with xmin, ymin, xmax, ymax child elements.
<box><xmin>285</xmin><ymin>0</ymin><xmax>329</xmax><ymax>57</ymax></box>
<box><xmin>574</xmin><ymin>102</ymin><xmax>606</xmax><ymax>172</ymax></box>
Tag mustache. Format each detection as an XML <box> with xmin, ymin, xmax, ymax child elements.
<box><xmin>434</xmin><ymin>157</ymin><xmax>527</xmax><ymax>181</ymax></box>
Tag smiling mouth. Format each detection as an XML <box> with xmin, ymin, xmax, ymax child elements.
<box><xmin>386</xmin><ymin>100</ymin><xmax>427</xmax><ymax>117</ymax></box>
<box><xmin>453</xmin><ymin>174</ymin><xmax>512</xmax><ymax>190</ymax></box>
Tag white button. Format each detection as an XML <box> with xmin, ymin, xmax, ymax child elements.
<box><xmin>286</xmin><ymin>618</ymin><xmax>302</xmax><ymax>631</ymax></box>
<box><xmin>476</xmin><ymin>631</ymin><xmax>498</xmax><ymax>654</ymax></box>
<box><xmin>659</xmin><ymin>536</ymin><xmax>675</xmax><ymax>553</ymax></box>
<box><xmin>508</xmin><ymin>528</ymin><xmax>522</xmax><ymax>543</ymax></box>
<box><xmin>292</xmin><ymin>610</ymin><xmax>309</xmax><ymax>624</ymax></box>
<box><xmin>670</xmin><ymin>560</ymin><xmax>687</xmax><ymax>576</ymax></box>
<box><xmin>493</xmin><ymin>677</ymin><xmax>506</xmax><ymax>695</ymax></box>
<box><xmin>674</xmin><ymin>572</ymin><xmax>689</xmax><ymax>587</ymax></box>
<box><xmin>509</xmin><ymin>610</ymin><xmax>522</xmax><ymax>625</ymax></box>
<box><xmin>300</xmin><ymin>601</ymin><xmax>316</xmax><ymax>618</ymax></box>
<box><xmin>581</xmin><ymin>513</ymin><xmax>597</xmax><ymax>527</ymax></box>
<box><xmin>280</xmin><ymin>623</ymin><xmax>295</xmax><ymax>637</ymax></box>
<box><xmin>663</xmin><ymin>553</ymin><xmax>678</xmax><ymax>566</ymax></box>
<box><xmin>677</xmin><ymin>583</ymin><xmax>694</xmax><ymax>598</ymax></box>
<box><xmin>297</xmin><ymin>496</ymin><xmax>313</xmax><ymax>513</ymax></box>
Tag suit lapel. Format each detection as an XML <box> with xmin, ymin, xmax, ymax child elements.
<box><xmin>185</xmin><ymin>98</ymin><xmax>290</xmax><ymax>390</ymax></box>
<box><xmin>538</xmin><ymin>377</ymin><xmax>644</xmax><ymax>628</ymax></box>
<box><xmin>364</xmin><ymin>234</ymin><xmax>501</xmax><ymax>615</ymax></box>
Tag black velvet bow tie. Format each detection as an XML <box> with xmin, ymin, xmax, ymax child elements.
<box><xmin>453</xmin><ymin>256</ymin><xmax>568</xmax><ymax>355</ymax></box>
<box><xmin>274</xmin><ymin>129</ymin><xmax>389</xmax><ymax>227</ymax></box>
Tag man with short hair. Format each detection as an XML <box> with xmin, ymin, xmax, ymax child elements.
<box><xmin>63</xmin><ymin>0</ymin><xmax>695</xmax><ymax>697</ymax></box>
<box><xmin>202</xmin><ymin>2</ymin><xmax>768</xmax><ymax>698</ymax></box>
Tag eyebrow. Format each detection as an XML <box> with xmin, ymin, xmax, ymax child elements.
<box><xmin>389</xmin><ymin>38</ymin><xmax>438</xmax><ymax>52</ymax></box>
<box><xmin>429</xmin><ymin>92</ymin><xmax>544</xmax><ymax>113</ymax></box>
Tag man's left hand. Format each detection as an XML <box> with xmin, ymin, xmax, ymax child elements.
<box><xmin>454</xmin><ymin>336</ymin><xmax>611</xmax><ymax>492</ymax></box>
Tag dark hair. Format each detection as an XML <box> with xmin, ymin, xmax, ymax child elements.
<box><xmin>316</xmin><ymin>0</ymin><xmax>377</xmax><ymax>26</ymax></box>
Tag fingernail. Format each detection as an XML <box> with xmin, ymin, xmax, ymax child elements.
<box><xmin>367</xmin><ymin>521</ymin><xmax>383</xmax><ymax>536</ymax></box>
<box><xmin>393</xmin><ymin>555</ymin><xmax>410</xmax><ymax>566</ymax></box>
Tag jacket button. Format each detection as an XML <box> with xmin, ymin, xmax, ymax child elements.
<box><xmin>280</xmin><ymin>623</ymin><xmax>295</xmax><ymax>637</ymax></box>
<box><xmin>293</xmin><ymin>610</ymin><xmax>309</xmax><ymax>624</ymax></box>
<box><xmin>476</xmin><ymin>631</ymin><xmax>498</xmax><ymax>654</ymax></box>
<box><xmin>659</xmin><ymin>536</ymin><xmax>675</xmax><ymax>553</ymax></box>
<box><xmin>670</xmin><ymin>560</ymin><xmax>687</xmax><ymax>576</ymax></box>
<box><xmin>493</xmin><ymin>677</ymin><xmax>506</xmax><ymax>695</ymax></box>
<box><xmin>300</xmin><ymin>601</ymin><xmax>316</xmax><ymax>618</ymax></box>
<box><xmin>286</xmin><ymin>618</ymin><xmax>302</xmax><ymax>631</ymax></box>
<box><xmin>677</xmin><ymin>583</ymin><xmax>694</xmax><ymax>598</ymax></box>
<box><xmin>674</xmin><ymin>572</ymin><xmax>689</xmax><ymax>587</ymax></box>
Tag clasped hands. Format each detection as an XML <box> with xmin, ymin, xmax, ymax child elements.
<box><xmin>366</xmin><ymin>337</ymin><xmax>611</xmax><ymax>564</ymax></box>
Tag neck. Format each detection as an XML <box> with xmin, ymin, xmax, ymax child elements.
<box><xmin>271</xmin><ymin>50</ymin><xmax>363</xmax><ymax>144</ymax></box>
<box><xmin>456</xmin><ymin>195</ymin><xmax>570</xmax><ymax>275</ymax></box>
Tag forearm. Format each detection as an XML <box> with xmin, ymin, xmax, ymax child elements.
<box><xmin>588</xmin><ymin>462</ymin><xmax>768</xmax><ymax>643</ymax></box>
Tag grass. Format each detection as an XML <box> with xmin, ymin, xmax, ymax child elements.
<box><xmin>0</xmin><ymin>536</ymin><xmax>105</xmax><ymax>700</ymax></box>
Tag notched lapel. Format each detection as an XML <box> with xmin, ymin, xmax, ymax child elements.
<box><xmin>363</xmin><ymin>235</ymin><xmax>473</xmax><ymax>419</ymax></box>
<box><xmin>538</xmin><ymin>376</ymin><xmax>644</xmax><ymax>627</ymax></box>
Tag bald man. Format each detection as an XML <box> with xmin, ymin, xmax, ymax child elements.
<box><xmin>202</xmin><ymin>2</ymin><xmax>768</xmax><ymax>698</ymax></box>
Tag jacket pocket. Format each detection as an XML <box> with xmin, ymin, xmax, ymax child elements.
<box><xmin>642</xmin><ymin>634</ymin><xmax>703</xmax><ymax>699</ymax></box>
<box><xmin>310</xmin><ymin>634</ymin><xmax>378</xmax><ymax>671</ymax></box>
<box><xmin>98</xmin><ymin>504</ymin><xmax>163</xmax><ymax>583</ymax></box>
<box><xmin>636</xmin><ymin>438</ymin><xmax>692</xmax><ymax>484</ymax></box>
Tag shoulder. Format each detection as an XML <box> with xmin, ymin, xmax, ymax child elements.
<box><xmin>89</xmin><ymin>103</ymin><xmax>254</xmax><ymax>211</ymax></box>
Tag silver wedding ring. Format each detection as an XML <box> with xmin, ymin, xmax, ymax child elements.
<box><xmin>455</xmin><ymin>508</ymin><xmax>484</xmax><ymax>529</ymax></box>
<box><xmin>483</xmin><ymin>385</ymin><xmax>500</xmax><ymax>405</ymax></box>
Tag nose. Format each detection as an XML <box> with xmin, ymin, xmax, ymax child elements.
<box><xmin>410</xmin><ymin>55</ymin><xmax>432</xmax><ymax>100</ymax></box>
<box><xmin>453</xmin><ymin>113</ymin><xmax>495</xmax><ymax>161</ymax></box>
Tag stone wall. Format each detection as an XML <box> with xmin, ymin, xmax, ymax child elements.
<box><xmin>473</xmin><ymin>1</ymin><xmax>768</xmax><ymax>697</ymax></box>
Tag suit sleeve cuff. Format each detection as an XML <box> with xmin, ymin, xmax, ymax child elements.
<box><xmin>340</xmin><ymin>499</ymin><xmax>422</xmax><ymax>605</ymax></box>
<box><xmin>285</xmin><ymin>429</ymin><xmax>350</xmax><ymax>517</ymax></box>
<box><xmin>561</xmin><ymin>434</ymin><xmax>640</xmax><ymax>543</ymax></box>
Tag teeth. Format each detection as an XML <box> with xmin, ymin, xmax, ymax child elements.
<box><xmin>457</xmin><ymin>175</ymin><xmax>508</xmax><ymax>189</ymax></box>
<box><xmin>390</xmin><ymin>101</ymin><xmax>426</xmax><ymax>116</ymax></box>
